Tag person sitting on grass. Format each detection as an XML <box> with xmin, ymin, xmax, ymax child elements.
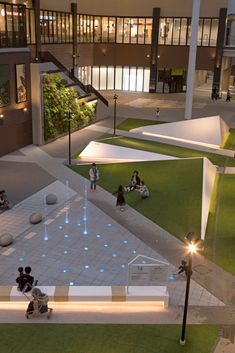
<box><xmin>136</xmin><ymin>180</ymin><xmax>149</xmax><ymax>199</ymax></box>
<box><xmin>125</xmin><ymin>170</ymin><xmax>141</xmax><ymax>192</ymax></box>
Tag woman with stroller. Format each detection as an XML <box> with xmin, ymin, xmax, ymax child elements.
<box><xmin>26</xmin><ymin>287</ymin><xmax>52</xmax><ymax>318</ymax></box>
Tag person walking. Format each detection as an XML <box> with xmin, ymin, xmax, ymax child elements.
<box><xmin>226</xmin><ymin>89</ymin><xmax>232</xmax><ymax>102</ymax></box>
<box><xmin>156</xmin><ymin>107</ymin><xmax>160</xmax><ymax>119</ymax></box>
<box><xmin>89</xmin><ymin>163</ymin><xmax>99</xmax><ymax>191</ymax></box>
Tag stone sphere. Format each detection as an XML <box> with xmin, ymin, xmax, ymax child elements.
<box><xmin>0</xmin><ymin>233</ymin><xmax>13</xmax><ymax>247</ymax></box>
<box><xmin>29</xmin><ymin>212</ymin><xmax>43</xmax><ymax>224</ymax></box>
<box><xmin>46</xmin><ymin>194</ymin><xmax>57</xmax><ymax>205</ymax></box>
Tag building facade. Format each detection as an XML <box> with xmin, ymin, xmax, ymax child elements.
<box><xmin>0</xmin><ymin>0</ymin><xmax>234</xmax><ymax>155</ymax></box>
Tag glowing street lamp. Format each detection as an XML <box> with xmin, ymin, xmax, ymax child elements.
<box><xmin>179</xmin><ymin>232</ymin><xmax>198</xmax><ymax>345</ymax></box>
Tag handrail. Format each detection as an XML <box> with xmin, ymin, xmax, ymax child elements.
<box><xmin>85</xmin><ymin>84</ymin><xmax>109</xmax><ymax>106</ymax></box>
<box><xmin>40</xmin><ymin>51</ymin><xmax>109</xmax><ymax>106</ymax></box>
<box><xmin>40</xmin><ymin>51</ymin><xmax>88</xmax><ymax>92</ymax></box>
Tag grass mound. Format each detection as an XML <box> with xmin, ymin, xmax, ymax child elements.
<box><xmin>71</xmin><ymin>159</ymin><xmax>202</xmax><ymax>241</ymax></box>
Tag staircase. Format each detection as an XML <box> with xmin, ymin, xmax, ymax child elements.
<box><xmin>40</xmin><ymin>51</ymin><xmax>109</xmax><ymax>106</ymax></box>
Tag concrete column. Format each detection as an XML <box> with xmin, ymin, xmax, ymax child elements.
<box><xmin>184</xmin><ymin>0</ymin><xmax>201</xmax><ymax>120</ymax></box>
<box><xmin>33</xmin><ymin>0</ymin><xmax>41</xmax><ymax>61</ymax></box>
<box><xmin>149</xmin><ymin>8</ymin><xmax>160</xmax><ymax>93</ymax></box>
<box><xmin>31</xmin><ymin>64</ymin><xmax>43</xmax><ymax>145</ymax></box>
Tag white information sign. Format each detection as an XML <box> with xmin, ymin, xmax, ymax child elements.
<box><xmin>128</xmin><ymin>264</ymin><xmax>169</xmax><ymax>286</ymax></box>
<box><xmin>127</xmin><ymin>255</ymin><xmax>169</xmax><ymax>288</ymax></box>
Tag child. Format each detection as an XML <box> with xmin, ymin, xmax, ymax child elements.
<box><xmin>136</xmin><ymin>180</ymin><xmax>149</xmax><ymax>199</ymax></box>
<box><xmin>113</xmin><ymin>185</ymin><xmax>126</xmax><ymax>211</ymax></box>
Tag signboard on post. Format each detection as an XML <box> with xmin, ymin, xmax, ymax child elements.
<box><xmin>127</xmin><ymin>255</ymin><xmax>169</xmax><ymax>291</ymax></box>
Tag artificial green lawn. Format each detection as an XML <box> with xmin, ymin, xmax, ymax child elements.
<box><xmin>70</xmin><ymin>159</ymin><xmax>202</xmax><ymax>241</ymax></box>
<box><xmin>97</xmin><ymin>134</ymin><xmax>235</xmax><ymax>167</ymax></box>
<box><xmin>223</xmin><ymin>128</ymin><xmax>235</xmax><ymax>150</ymax></box>
<box><xmin>117</xmin><ymin>118</ymin><xmax>163</xmax><ymax>131</ymax></box>
<box><xmin>0</xmin><ymin>324</ymin><xmax>218</xmax><ymax>353</ymax></box>
<box><xmin>204</xmin><ymin>174</ymin><xmax>235</xmax><ymax>275</ymax></box>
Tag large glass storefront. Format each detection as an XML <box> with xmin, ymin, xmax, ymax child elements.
<box><xmin>0</xmin><ymin>2</ymin><xmax>26</xmax><ymax>47</ymax></box>
<box><xmin>23</xmin><ymin>7</ymin><xmax>219</xmax><ymax>47</ymax></box>
<box><xmin>158</xmin><ymin>17</ymin><xmax>219</xmax><ymax>46</ymax></box>
<box><xmin>77</xmin><ymin>65</ymin><xmax>187</xmax><ymax>93</ymax></box>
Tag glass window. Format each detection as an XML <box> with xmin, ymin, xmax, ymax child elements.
<box><xmin>0</xmin><ymin>4</ymin><xmax>6</xmax><ymax>47</ymax></box>
<box><xmin>197</xmin><ymin>19</ymin><xmax>203</xmax><ymax>45</ymax></box>
<box><xmin>107</xmin><ymin>66</ymin><xmax>114</xmax><ymax>89</ymax></box>
<box><xmin>26</xmin><ymin>8</ymin><xmax>30</xmax><ymax>43</ymax></box>
<box><xmin>92</xmin><ymin>66</ymin><xmax>99</xmax><ymax>89</ymax></box>
<box><xmin>130</xmin><ymin>67</ymin><xmax>136</xmax><ymax>90</ymax></box>
<box><xmin>210</xmin><ymin>19</ymin><xmax>218</xmax><ymax>46</ymax></box>
<box><xmin>115</xmin><ymin>66</ymin><xmax>122</xmax><ymax>89</ymax></box>
<box><xmin>187</xmin><ymin>19</ymin><xmax>191</xmax><ymax>45</ymax></box>
<box><xmin>123</xmin><ymin>66</ymin><xmax>130</xmax><ymax>90</ymax></box>
<box><xmin>143</xmin><ymin>68</ymin><xmax>150</xmax><ymax>92</ymax></box>
<box><xmin>86</xmin><ymin>16</ymin><xmax>91</xmax><ymax>43</ymax></box>
<box><xmin>61</xmin><ymin>13</ymin><xmax>66</xmax><ymax>42</ymax></box>
<box><xmin>159</xmin><ymin>18</ymin><xmax>173</xmax><ymax>45</ymax></box>
<box><xmin>130</xmin><ymin>18</ymin><xmax>137</xmax><ymax>44</ymax></box>
<box><xmin>94</xmin><ymin>16</ymin><xmax>101</xmax><ymax>42</ymax></box>
<box><xmin>102</xmin><ymin>17</ymin><xmax>108</xmax><ymax>42</ymax></box>
<box><xmin>145</xmin><ymin>18</ymin><xmax>152</xmax><ymax>44</ymax></box>
<box><xmin>165</xmin><ymin>18</ymin><xmax>173</xmax><ymax>45</ymax></box>
<box><xmin>116</xmin><ymin>18</ymin><xmax>123</xmax><ymax>43</ymax></box>
<box><xmin>180</xmin><ymin>18</ymin><xmax>187</xmax><ymax>45</ymax></box>
<box><xmin>57</xmin><ymin>13</ymin><xmax>62</xmax><ymax>43</ymax></box>
<box><xmin>202</xmin><ymin>19</ymin><xmax>211</xmax><ymax>46</ymax></box>
<box><xmin>100</xmin><ymin>66</ymin><xmax>107</xmax><ymax>89</ymax></box>
<box><xmin>89</xmin><ymin>16</ymin><xmax>94</xmax><ymax>42</ymax></box>
<box><xmin>6</xmin><ymin>4</ymin><xmax>13</xmax><ymax>46</ymax></box>
<box><xmin>109</xmin><ymin>17</ymin><xmax>115</xmax><ymax>42</ymax></box>
<box><xmin>48</xmin><ymin>11</ymin><xmax>54</xmax><ymax>43</ymax></box>
<box><xmin>123</xmin><ymin>18</ymin><xmax>130</xmax><ymax>43</ymax></box>
<box><xmin>138</xmin><ymin>18</ymin><xmax>145</xmax><ymax>44</ymax></box>
<box><xmin>172</xmin><ymin>18</ymin><xmax>181</xmax><ymax>45</ymax></box>
<box><xmin>136</xmin><ymin>68</ymin><xmax>144</xmax><ymax>91</ymax></box>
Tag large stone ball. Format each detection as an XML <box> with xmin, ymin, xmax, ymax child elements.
<box><xmin>0</xmin><ymin>233</ymin><xmax>13</xmax><ymax>247</ymax></box>
<box><xmin>29</xmin><ymin>212</ymin><xmax>43</xmax><ymax>224</ymax></box>
<box><xmin>46</xmin><ymin>194</ymin><xmax>57</xmax><ymax>205</ymax></box>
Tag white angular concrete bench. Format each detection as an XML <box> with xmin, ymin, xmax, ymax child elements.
<box><xmin>0</xmin><ymin>286</ymin><xmax>169</xmax><ymax>308</ymax></box>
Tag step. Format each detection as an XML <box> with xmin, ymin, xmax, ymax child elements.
<box><xmin>0</xmin><ymin>286</ymin><xmax>169</xmax><ymax>308</ymax></box>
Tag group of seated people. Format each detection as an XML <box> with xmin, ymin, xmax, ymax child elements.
<box><xmin>113</xmin><ymin>170</ymin><xmax>149</xmax><ymax>211</ymax></box>
<box><xmin>125</xmin><ymin>170</ymin><xmax>149</xmax><ymax>199</ymax></box>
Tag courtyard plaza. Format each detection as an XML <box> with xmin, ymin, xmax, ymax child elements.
<box><xmin>0</xmin><ymin>88</ymin><xmax>235</xmax><ymax>352</ymax></box>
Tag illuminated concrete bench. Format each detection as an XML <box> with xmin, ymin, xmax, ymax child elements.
<box><xmin>0</xmin><ymin>286</ymin><xmax>169</xmax><ymax>308</ymax></box>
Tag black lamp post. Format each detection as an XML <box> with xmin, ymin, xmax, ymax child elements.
<box><xmin>113</xmin><ymin>93</ymin><xmax>118</xmax><ymax>135</ymax></box>
<box><xmin>67</xmin><ymin>111</ymin><xmax>72</xmax><ymax>165</ymax></box>
<box><xmin>179</xmin><ymin>232</ymin><xmax>197</xmax><ymax>345</ymax></box>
